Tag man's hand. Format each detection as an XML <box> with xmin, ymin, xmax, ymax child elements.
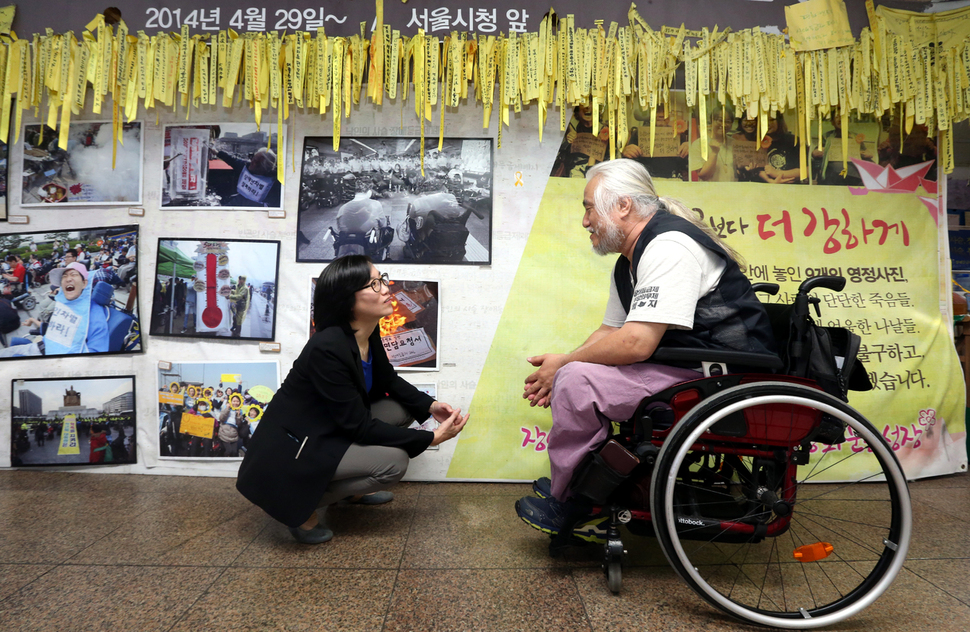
<box><xmin>523</xmin><ymin>353</ymin><xmax>569</xmax><ymax>408</ymax></box>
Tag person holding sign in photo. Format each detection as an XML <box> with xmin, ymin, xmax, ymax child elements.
<box><xmin>237</xmin><ymin>255</ymin><xmax>469</xmax><ymax>544</ymax></box>
<box><xmin>689</xmin><ymin>107</ymin><xmax>737</xmax><ymax>182</ymax></box>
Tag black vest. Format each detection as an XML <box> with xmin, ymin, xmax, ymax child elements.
<box><xmin>614</xmin><ymin>212</ymin><xmax>778</xmax><ymax>357</ymax></box>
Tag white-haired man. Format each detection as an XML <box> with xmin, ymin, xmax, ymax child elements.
<box><xmin>516</xmin><ymin>159</ymin><xmax>778</xmax><ymax>538</ymax></box>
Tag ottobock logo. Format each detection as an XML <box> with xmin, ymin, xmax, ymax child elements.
<box><xmin>678</xmin><ymin>517</ymin><xmax>706</xmax><ymax>526</ymax></box>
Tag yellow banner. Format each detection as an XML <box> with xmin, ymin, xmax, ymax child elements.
<box><xmin>449</xmin><ymin>178</ymin><xmax>966</xmax><ymax>482</ymax></box>
<box><xmin>179</xmin><ymin>412</ymin><xmax>214</xmax><ymax>439</ymax></box>
<box><xmin>57</xmin><ymin>414</ymin><xmax>80</xmax><ymax>456</ymax></box>
<box><xmin>876</xmin><ymin>3</ymin><xmax>970</xmax><ymax>51</ymax></box>
<box><xmin>158</xmin><ymin>391</ymin><xmax>183</xmax><ymax>405</ymax></box>
<box><xmin>221</xmin><ymin>373</ymin><xmax>242</xmax><ymax>383</ymax></box>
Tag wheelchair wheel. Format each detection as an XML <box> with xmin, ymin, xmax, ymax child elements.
<box><xmin>650</xmin><ymin>381</ymin><xmax>911</xmax><ymax>629</ymax></box>
<box><xmin>603</xmin><ymin>537</ymin><xmax>624</xmax><ymax>594</ymax></box>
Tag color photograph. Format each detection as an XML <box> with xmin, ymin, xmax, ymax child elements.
<box><xmin>309</xmin><ymin>275</ymin><xmax>440</xmax><ymax>370</ymax></box>
<box><xmin>161</xmin><ymin>123</ymin><xmax>285</xmax><ymax>209</ymax></box>
<box><xmin>21</xmin><ymin>121</ymin><xmax>143</xmax><ymax>206</ymax></box>
<box><xmin>297</xmin><ymin>137</ymin><xmax>492</xmax><ymax>264</ymax></box>
<box><xmin>11</xmin><ymin>376</ymin><xmax>136</xmax><ymax>466</ymax></box>
<box><xmin>157</xmin><ymin>361</ymin><xmax>279</xmax><ymax>459</ymax></box>
<box><xmin>150</xmin><ymin>238</ymin><xmax>279</xmax><ymax>341</ymax></box>
<box><xmin>0</xmin><ymin>226</ymin><xmax>141</xmax><ymax>359</ymax></box>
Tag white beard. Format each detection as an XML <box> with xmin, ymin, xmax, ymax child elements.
<box><xmin>591</xmin><ymin>215</ymin><xmax>624</xmax><ymax>256</ymax></box>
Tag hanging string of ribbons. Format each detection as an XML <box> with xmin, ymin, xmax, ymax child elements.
<box><xmin>0</xmin><ymin>0</ymin><xmax>964</xmax><ymax>179</ymax></box>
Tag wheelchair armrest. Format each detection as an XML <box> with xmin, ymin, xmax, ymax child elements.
<box><xmin>651</xmin><ymin>347</ymin><xmax>783</xmax><ymax>371</ymax></box>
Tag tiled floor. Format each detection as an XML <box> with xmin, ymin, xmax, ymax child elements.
<box><xmin>0</xmin><ymin>470</ymin><xmax>968</xmax><ymax>631</ymax></box>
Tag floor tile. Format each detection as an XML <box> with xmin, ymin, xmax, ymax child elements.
<box><xmin>909</xmin><ymin>485</ymin><xmax>970</xmax><ymax>521</ymax></box>
<box><xmin>401</xmin><ymin>493</ymin><xmax>583</xmax><ymax>569</ymax></box>
<box><xmin>0</xmin><ymin>564</ymin><xmax>55</xmax><ymax>600</ymax></box>
<box><xmin>65</xmin><ymin>492</ymin><xmax>260</xmax><ymax>565</ymax></box>
<box><xmin>418</xmin><ymin>481</ymin><xmax>536</xmax><ymax>496</ymax></box>
<box><xmin>907</xmin><ymin>473</ymin><xmax>970</xmax><ymax>489</ymax></box>
<box><xmin>384</xmin><ymin>569</ymin><xmax>590</xmax><ymax>632</ymax></box>
<box><xmin>168</xmin><ymin>568</ymin><xmax>396</xmax><ymax>632</ymax></box>
<box><xmin>905</xmin><ymin>558</ymin><xmax>970</xmax><ymax>606</ymax></box>
<box><xmin>905</xmin><ymin>498</ymin><xmax>970</xmax><ymax>560</ymax></box>
<box><xmin>574</xmin><ymin>565</ymin><xmax>750</xmax><ymax>632</ymax></box>
<box><xmin>233</xmin><ymin>492</ymin><xmax>419</xmax><ymax>569</ymax></box>
<box><xmin>0</xmin><ymin>565</ymin><xmax>223</xmax><ymax>632</ymax></box>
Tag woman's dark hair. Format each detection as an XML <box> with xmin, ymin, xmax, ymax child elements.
<box><xmin>314</xmin><ymin>254</ymin><xmax>373</xmax><ymax>331</ymax></box>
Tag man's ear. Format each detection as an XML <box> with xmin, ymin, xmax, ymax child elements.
<box><xmin>615</xmin><ymin>195</ymin><xmax>634</xmax><ymax>220</ymax></box>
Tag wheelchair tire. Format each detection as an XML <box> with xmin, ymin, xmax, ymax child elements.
<box><xmin>21</xmin><ymin>296</ymin><xmax>37</xmax><ymax>311</ymax></box>
<box><xmin>649</xmin><ymin>381</ymin><xmax>911</xmax><ymax>629</ymax></box>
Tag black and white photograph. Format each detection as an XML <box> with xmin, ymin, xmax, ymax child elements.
<box><xmin>0</xmin><ymin>226</ymin><xmax>141</xmax><ymax>359</ymax></box>
<box><xmin>310</xmin><ymin>275</ymin><xmax>440</xmax><ymax>370</ymax></box>
<box><xmin>297</xmin><ymin>137</ymin><xmax>492</xmax><ymax>265</ymax></box>
<box><xmin>21</xmin><ymin>121</ymin><xmax>143</xmax><ymax>206</ymax></box>
<box><xmin>11</xmin><ymin>376</ymin><xmax>136</xmax><ymax>467</ymax></box>
<box><xmin>150</xmin><ymin>238</ymin><xmax>279</xmax><ymax>341</ymax></box>
<box><xmin>157</xmin><ymin>361</ymin><xmax>279</xmax><ymax>459</ymax></box>
<box><xmin>161</xmin><ymin>123</ymin><xmax>285</xmax><ymax>209</ymax></box>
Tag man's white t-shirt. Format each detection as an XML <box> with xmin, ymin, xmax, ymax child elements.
<box><xmin>603</xmin><ymin>231</ymin><xmax>727</xmax><ymax>330</ymax></box>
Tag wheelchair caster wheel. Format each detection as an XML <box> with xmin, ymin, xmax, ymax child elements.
<box><xmin>603</xmin><ymin>538</ymin><xmax>624</xmax><ymax>594</ymax></box>
<box><xmin>606</xmin><ymin>559</ymin><xmax>622</xmax><ymax>594</ymax></box>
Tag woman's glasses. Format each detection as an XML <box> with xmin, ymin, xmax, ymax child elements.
<box><xmin>360</xmin><ymin>273</ymin><xmax>390</xmax><ymax>293</ymax></box>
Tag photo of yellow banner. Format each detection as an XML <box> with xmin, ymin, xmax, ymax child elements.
<box><xmin>449</xmin><ymin>178</ymin><xmax>967</xmax><ymax>482</ymax></box>
<box><xmin>179</xmin><ymin>412</ymin><xmax>214</xmax><ymax>439</ymax></box>
<box><xmin>57</xmin><ymin>414</ymin><xmax>80</xmax><ymax>456</ymax></box>
<box><xmin>158</xmin><ymin>391</ymin><xmax>183</xmax><ymax>405</ymax></box>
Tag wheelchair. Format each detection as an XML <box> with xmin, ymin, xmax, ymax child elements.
<box><xmin>536</xmin><ymin>276</ymin><xmax>911</xmax><ymax>629</ymax></box>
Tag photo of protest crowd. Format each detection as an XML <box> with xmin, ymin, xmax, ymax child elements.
<box><xmin>21</xmin><ymin>121</ymin><xmax>143</xmax><ymax>206</ymax></box>
<box><xmin>161</xmin><ymin>123</ymin><xmax>284</xmax><ymax>209</ymax></box>
<box><xmin>551</xmin><ymin>94</ymin><xmax>690</xmax><ymax>181</ymax></box>
<box><xmin>309</xmin><ymin>276</ymin><xmax>440</xmax><ymax>370</ymax></box>
<box><xmin>0</xmin><ymin>226</ymin><xmax>141</xmax><ymax>359</ymax></box>
<box><xmin>11</xmin><ymin>377</ymin><xmax>136</xmax><ymax>467</ymax></box>
<box><xmin>150</xmin><ymin>238</ymin><xmax>278</xmax><ymax>341</ymax></box>
<box><xmin>157</xmin><ymin>361</ymin><xmax>278</xmax><ymax>459</ymax></box>
<box><xmin>297</xmin><ymin>137</ymin><xmax>492</xmax><ymax>265</ymax></box>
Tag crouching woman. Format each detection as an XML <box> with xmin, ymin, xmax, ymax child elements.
<box><xmin>236</xmin><ymin>255</ymin><xmax>468</xmax><ymax>543</ymax></box>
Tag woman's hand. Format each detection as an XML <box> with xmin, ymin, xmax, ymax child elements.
<box><xmin>430</xmin><ymin>404</ymin><xmax>469</xmax><ymax>446</ymax></box>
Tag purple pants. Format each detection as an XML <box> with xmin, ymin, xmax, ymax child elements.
<box><xmin>547</xmin><ymin>361</ymin><xmax>702</xmax><ymax>501</ymax></box>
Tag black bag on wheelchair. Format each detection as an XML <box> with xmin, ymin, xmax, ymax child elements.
<box><xmin>766</xmin><ymin>303</ymin><xmax>872</xmax><ymax>401</ymax></box>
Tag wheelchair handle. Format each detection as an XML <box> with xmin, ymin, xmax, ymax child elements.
<box><xmin>797</xmin><ymin>276</ymin><xmax>846</xmax><ymax>294</ymax></box>
<box><xmin>750</xmin><ymin>283</ymin><xmax>780</xmax><ymax>296</ymax></box>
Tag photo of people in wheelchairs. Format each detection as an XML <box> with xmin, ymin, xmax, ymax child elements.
<box><xmin>296</xmin><ymin>137</ymin><xmax>492</xmax><ymax>265</ymax></box>
<box><xmin>0</xmin><ymin>226</ymin><xmax>141</xmax><ymax>359</ymax></box>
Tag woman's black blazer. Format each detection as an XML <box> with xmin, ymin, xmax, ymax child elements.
<box><xmin>236</xmin><ymin>323</ymin><xmax>434</xmax><ymax>526</ymax></box>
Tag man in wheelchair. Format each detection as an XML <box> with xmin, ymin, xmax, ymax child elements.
<box><xmin>517</xmin><ymin>159</ymin><xmax>778</xmax><ymax>538</ymax></box>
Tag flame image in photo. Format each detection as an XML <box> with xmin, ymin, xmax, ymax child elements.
<box><xmin>380</xmin><ymin>299</ymin><xmax>407</xmax><ymax>336</ymax></box>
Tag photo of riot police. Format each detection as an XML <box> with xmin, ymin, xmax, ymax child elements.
<box><xmin>11</xmin><ymin>376</ymin><xmax>136</xmax><ymax>467</ymax></box>
<box><xmin>296</xmin><ymin>137</ymin><xmax>492</xmax><ymax>265</ymax></box>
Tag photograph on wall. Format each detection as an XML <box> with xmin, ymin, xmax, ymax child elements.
<box><xmin>688</xmin><ymin>99</ymin><xmax>805</xmax><ymax>185</ymax></box>
<box><xmin>157</xmin><ymin>361</ymin><xmax>279</xmax><ymax>459</ymax></box>
<box><xmin>409</xmin><ymin>383</ymin><xmax>439</xmax><ymax>450</ymax></box>
<box><xmin>551</xmin><ymin>93</ymin><xmax>689</xmax><ymax>181</ymax></box>
<box><xmin>150</xmin><ymin>238</ymin><xmax>279</xmax><ymax>341</ymax></box>
<box><xmin>310</xmin><ymin>275</ymin><xmax>440</xmax><ymax>370</ymax></box>
<box><xmin>11</xmin><ymin>375</ymin><xmax>136</xmax><ymax>467</ymax></box>
<box><xmin>161</xmin><ymin>123</ymin><xmax>285</xmax><ymax>209</ymax></box>
<box><xmin>807</xmin><ymin>112</ymin><xmax>884</xmax><ymax>186</ymax></box>
<box><xmin>0</xmin><ymin>225</ymin><xmax>141</xmax><ymax>360</ymax></box>
<box><xmin>297</xmin><ymin>137</ymin><xmax>492</xmax><ymax>265</ymax></box>
<box><xmin>21</xmin><ymin>121</ymin><xmax>143</xmax><ymax>206</ymax></box>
